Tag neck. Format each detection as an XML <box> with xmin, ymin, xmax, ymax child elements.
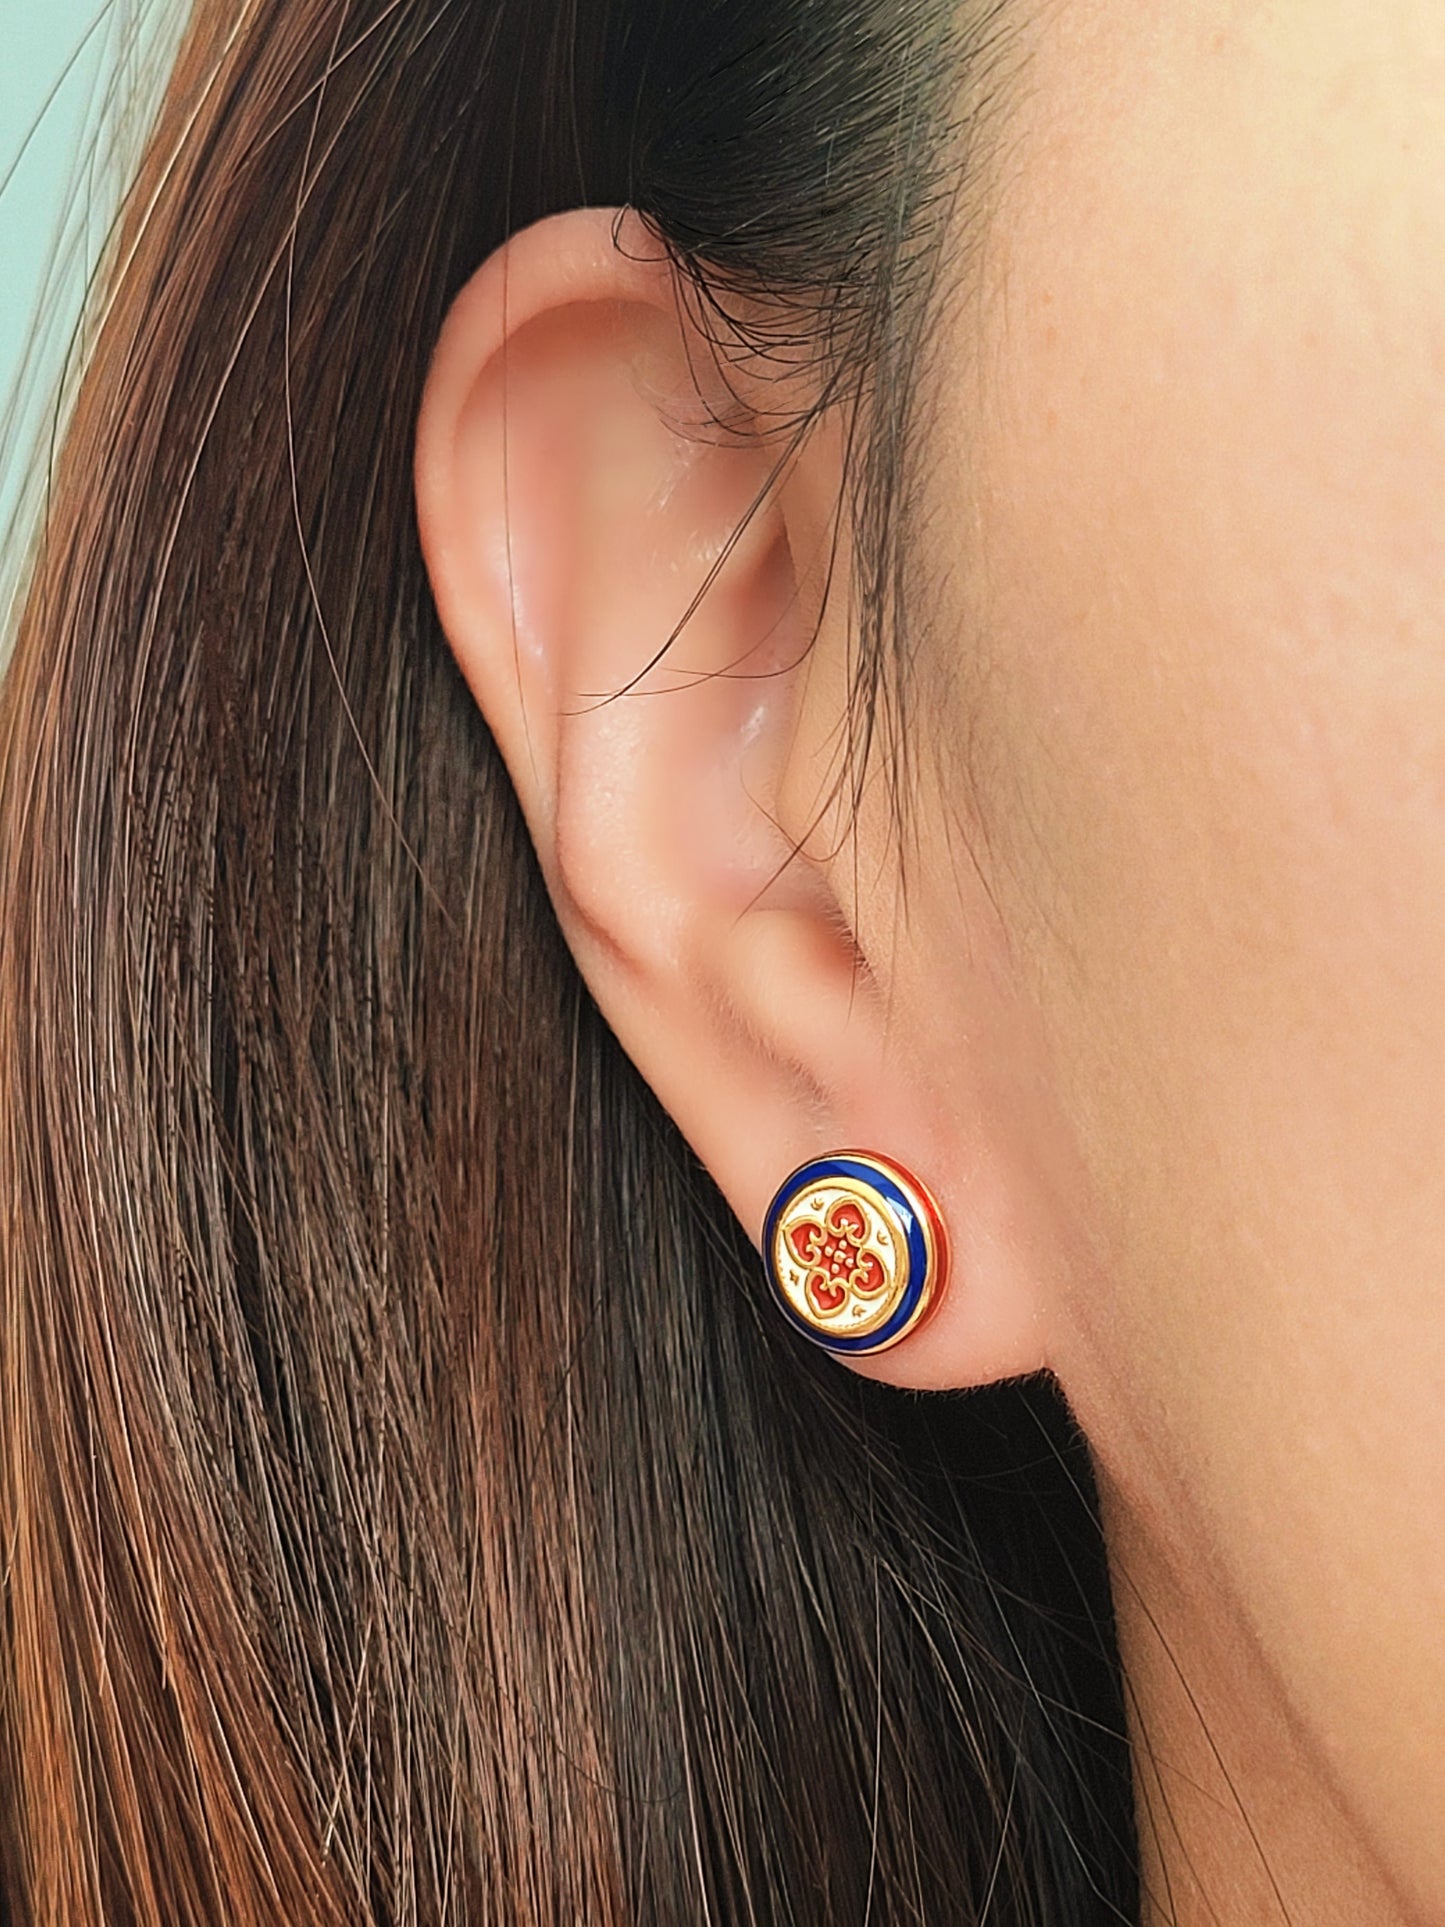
<box><xmin>1095</xmin><ymin>1476</ymin><xmax>1413</xmax><ymax>1927</ymax></box>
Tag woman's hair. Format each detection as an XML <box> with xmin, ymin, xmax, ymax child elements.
<box><xmin>0</xmin><ymin>2</ymin><xmax>1136</xmax><ymax>1920</ymax></box>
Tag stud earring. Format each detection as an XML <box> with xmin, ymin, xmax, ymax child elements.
<box><xmin>762</xmin><ymin>1151</ymin><xmax>948</xmax><ymax>1356</ymax></box>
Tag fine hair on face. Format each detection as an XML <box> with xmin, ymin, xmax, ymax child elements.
<box><xmin>0</xmin><ymin>1</ymin><xmax>1136</xmax><ymax>1923</ymax></box>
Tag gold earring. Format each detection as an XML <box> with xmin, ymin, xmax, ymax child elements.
<box><xmin>762</xmin><ymin>1151</ymin><xmax>947</xmax><ymax>1356</ymax></box>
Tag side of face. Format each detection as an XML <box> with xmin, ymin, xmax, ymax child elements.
<box><xmin>906</xmin><ymin>0</ymin><xmax>1445</xmax><ymax>1908</ymax></box>
<box><xmin>413</xmin><ymin>1</ymin><xmax>1445</xmax><ymax>1908</ymax></box>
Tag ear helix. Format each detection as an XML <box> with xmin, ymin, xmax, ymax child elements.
<box><xmin>762</xmin><ymin>1151</ymin><xmax>948</xmax><ymax>1357</ymax></box>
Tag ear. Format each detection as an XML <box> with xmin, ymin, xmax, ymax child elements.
<box><xmin>415</xmin><ymin>207</ymin><xmax>1052</xmax><ymax>1389</ymax></box>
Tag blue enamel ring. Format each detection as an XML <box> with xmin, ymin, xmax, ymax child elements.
<box><xmin>762</xmin><ymin>1151</ymin><xmax>948</xmax><ymax>1356</ymax></box>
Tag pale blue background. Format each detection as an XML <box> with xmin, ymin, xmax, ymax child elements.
<box><xmin>0</xmin><ymin>9</ymin><xmax>97</xmax><ymax>392</ymax></box>
<box><xmin>0</xmin><ymin>2</ymin><xmax>182</xmax><ymax>567</ymax></box>
<box><xmin>1</xmin><ymin>6</ymin><xmax>109</xmax><ymax>537</ymax></box>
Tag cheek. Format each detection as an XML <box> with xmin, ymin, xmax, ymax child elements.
<box><xmin>935</xmin><ymin>0</ymin><xmax>1445</xmax><ymax>1894</ymax></box>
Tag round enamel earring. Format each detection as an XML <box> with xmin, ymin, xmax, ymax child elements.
<box><xmin>762</xmin><ymin>1151</ymin><xmax>948</xmax><ymax>1356</ymax></box>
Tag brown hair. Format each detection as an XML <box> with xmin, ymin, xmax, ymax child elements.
<box><xmin>0</xmin><ymin>2</ymin><xmax>1135</xmax><ymax>1920</ymax></box>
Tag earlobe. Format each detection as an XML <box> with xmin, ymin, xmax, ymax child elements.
<box><xmin>414</xmin><ymin>207</ymin><xmax>1058</xmax><ymax>1394</ymax></box>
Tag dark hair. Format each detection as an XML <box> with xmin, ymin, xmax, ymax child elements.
<box><xmin>0</xmin><ymin>1</ymin><xmax>1136</xmax><ymax>1920</ymax></box>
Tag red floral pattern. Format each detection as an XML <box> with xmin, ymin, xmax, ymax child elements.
<box><xmin>786</xmin><ymin>1198</ymin><xmax>887</xmax><ymax>1320</ymax></box>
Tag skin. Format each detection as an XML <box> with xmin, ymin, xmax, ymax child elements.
<box><xmin>917</xmin><ymin>1</ymin><xmax>1445</xmax><ymax>1918</ymax></box>
<box><xmin>416</xmin><ymin>2</ymin><xmax>1445</xmax><ymax>1918</ymax></box>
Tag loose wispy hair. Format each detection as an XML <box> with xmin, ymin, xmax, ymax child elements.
<box><xmin>0</xmin><ymin>2</ymin><xmax>1136</xmax><ymax>1921</ymax></box>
